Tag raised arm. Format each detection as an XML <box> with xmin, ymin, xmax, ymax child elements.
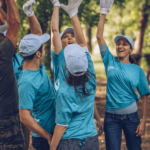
<box><xmin>60</xmin><ymin>0</ymin><xmax>86</xmax><ymax>47</ymax></box>
<box><xmin>97</xmin><ymin>0</ymin><xmax>114</xmax><ymax>45</ymax></box>
<box><xmin>97</xmin><ymin>14</ymin><xmax>106</xmax><ymax>45</ymax></box>
<box><xmin>51</xmin><ymin>6</ymin><xmax>62</xmax><ymax>54</ymax></box>
<box><xmin>71</xmin><ymin>15</ymin><xmax>86</xmax><ymax>47</ymax></box>
<box><xmin>5</xmin><ymin>0</ymin><xmax>20</xmax><ymax>47</ymax></box>
<box><xmin>23</xmin><ymin>0</ymin><xmax>42</xmax><ymax>36</ymax></box>
<box><xmin>0</xmin><ymin>7</ymin><xmax>7</xmax><ymax>24</ymax></box>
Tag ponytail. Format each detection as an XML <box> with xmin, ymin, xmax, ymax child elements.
<box><xmin>129</xmin><ymin>54</ymin><xmax>136</xmax><ymax>64</ymax></box>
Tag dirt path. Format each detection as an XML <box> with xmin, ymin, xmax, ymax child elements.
<box><xmin>29</xmin><ymin>79</ymin><xmax>150</xmax><ymax>150</ymax></box>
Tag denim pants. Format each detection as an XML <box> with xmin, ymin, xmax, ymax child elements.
<box><xmin>32</xmin><ymin>136</ymin><xmax>50</xmax><ymax>150</ymax></box>
<box><xmin>57</xmin><ymin>135</ymin><xmax>99</xmax><ymax>150</ymax></box>
<box><xmin>104</xmin><ymin>111</ymin><xmax>141</xmax><ymax>150</ymax></box>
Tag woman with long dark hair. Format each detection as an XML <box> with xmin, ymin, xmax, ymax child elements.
<box><xmin>50</xmin><ymin>0</ymin><xmax>101</xmax><ymax>150</ymax></box>
<box><xmin>97</xmin><ymin>0</ymin><xmax>150</xmax><ymax>150</ymax></box>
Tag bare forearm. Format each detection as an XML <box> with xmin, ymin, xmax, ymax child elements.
<box><xmin>71</xmin><ymin>15</ymin><xmax>86</xmax><ymax>47</ymax></box>
<box><xmin>0</xmin><ymin>8</ymin><xmax>7</xmax><ymax>24</ymax></box>
<box><xmin>20</xmin><ymin>113</ymin><xmax>51</xmax><ymax>141</ymax></box>
<box><xmin>28</xmin><ymin>15</ymin><xmax>42</xmax><ymax>36</ymax></box>
<box><xmin>51</xmin><ymin>7</ymin><xmax>62</xmax><ymax>53</ymax></box>
<box><xmin>97</xmin><ymin>14</ymin><xmax>106</xmax><ymax>45</ymax></box>
<box><xmin>94</xmin><ymin>102</ymin><xmax>100</xmax><ymax>120</ymax></box>
<box><xmin>142</xmin><ymin>96</ymin><xmax>148</xmax><ymax>122</ymax></box>
<box><xmin>5</xmin><ymin>0</ymin><xmax>20</xmax><ymax>46</ymax></box>
<box><xmin>5</xmin><ymin>0</ymin><xmax>20</xmax><ymax>26</ymax></box>
<box><xmin>50</xmin><ymin>125</ymin><xmax>67</xmax><ymax>150</ymax></box>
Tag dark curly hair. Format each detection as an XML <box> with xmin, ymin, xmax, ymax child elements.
<box><xmin>66</xmin><ymin>71</ymin><xmax>93</xmax><ymax>98</ymax></box>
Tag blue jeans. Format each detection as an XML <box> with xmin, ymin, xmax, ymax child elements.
<box><xmin>57</xmin><ymin>135</ymin><xmax>99</xmax><ymax>150</ymax></box>
<box><xmin>32</xmin><ymin>136</ymin><xmax>50</xmax><ymax>150</ymax></box>
<box><xmin>104</xmin><ymin>111</ymin><xmax>141</xmax><ymax>150</ymax></box>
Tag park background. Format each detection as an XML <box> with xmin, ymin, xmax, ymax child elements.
<box><xmin>0</xmin><ymin>0</ymin><xmax>150</xmax><ymax>149</ymax></box>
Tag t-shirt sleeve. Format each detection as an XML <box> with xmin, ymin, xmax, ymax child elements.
<box><xmin>55</xmin><ymin>93</ymin><xmax>77</xmax><ymax>126</ymax></box>
<box><xmin>18</xmin><ymin>83</ymin><xmax>36</xmax><ymax>110</ymax></box>
<box><xmin>51</xmin><ymin>49</ymin><xmax>67</xmax><ymax>90</ymax></box>
<box><xmin>137</xmin><ymin>69</ymin><xmax>150</xmax><ymax>96</ymax></box>
<box><xmin>82</xmin><ymin>46</ymin><xmax>97</xmax><ymax>86</ymax></box>
<box><xmin>0</xmin><ymin>37</ymin><xmax>14</xmax><ymax>61</ymax></box>
<box><xmin>99</xmin><ymin>44</ymin><xmax>114</xmax><ymax>70</ymax></box>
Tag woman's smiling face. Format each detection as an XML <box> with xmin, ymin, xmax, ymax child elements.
<box><xmin>116</xmin><ymin>38</ymin><xmax>133</xmax><ymax>60</ymax></box>
<box><xmin>61</xmin><ymin>32</ymin><xmax>76</xmax><ymax>50</ymax></box>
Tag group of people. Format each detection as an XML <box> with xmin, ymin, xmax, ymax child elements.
<box><xmin>0</xmin><ymin>0</ymin><xmax>149</xmax><ymax>150</ymax></box>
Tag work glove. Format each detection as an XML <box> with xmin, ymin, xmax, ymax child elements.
<box><xmin>23</xmin><ymin>0</ymin><xmax>36</xmax><ymax>17</ymax></box>
<box><xmin>100</xmin><ymin>0</ymin><xmax>114</xmax><ymax>15</ymax></box>
<box><xmin>60</xmin><ymin>0</ymin><xmax>83</xmax><ymax>18</ymax></box>
<box><xmin>50</xmin><ymin>0</ymin><xmax>60</xmax><ymax>7</ymax></box>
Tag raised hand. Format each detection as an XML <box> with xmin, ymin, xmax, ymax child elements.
<box><xmin>60</xmin><ymin>0</ymin><xmax>83</xmax><ymax>18</ymax></box>
<box><xmin>100</xmin><ymin>0</ymin><xmax>114</xmax><ymax>15</ymax></box>
<box><xmin>23</xmin><ymin>0</ymin><xmax>36</xmax><ymax>17</ymax></box>
<box><xmin>50</xmin><ymin>0</ymin><xmax>60</xmax><ymax>7</ymax></box>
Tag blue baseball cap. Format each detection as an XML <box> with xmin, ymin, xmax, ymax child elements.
<box><xmin>114</xmin><ymin>35</ymin><xmax>134</xmax><ymax>49</ymax></box>
<box><xmin>60</xmin><ymin>27</ymin><xmax>74</xmax><ymax>39</ymax></box>
<box><xmin>64</xmin><ymin>44</ymin><xmax>88</xmax><ymax>76</ymax></box>
<box><xmin>19</xmin><ymin>34</ymin><xmax>50</xmax><ymax>56</ymax></box>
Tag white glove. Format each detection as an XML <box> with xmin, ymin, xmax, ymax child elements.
<box><xmin>23</xmin><ymin>0</ymin><xmax>36</xmax><ymax>17</ymax></box>
<box><xmin>100</xmin><ymin>0</ymin><xmax>114</xmax><ymax>15</ymax></box>
<box><xmin>50</xmin><ymin>0</ymin><xmax>60</xmax><ymax>7</ymax></box>
<box><xmin>60</xmin><ymin>0</ymin><xmax>83</xmax><ymax>18</ymax></box>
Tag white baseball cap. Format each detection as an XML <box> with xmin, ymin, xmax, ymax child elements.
<box><xmin>19</xmin><ymin>34</ymin><xmax>50</xmax><ymax>56</ymax></box>
<box><xmin>60</xmin><ymin>27</ymin><xmax>74</xmax><ymax>39</ymax></box>
<box><xmin>114</xmin><ymin>35</ymin><xmax>134</xmax><ymax>49</ymax></box>
<box><xmin>0</xmin><ymin>24</ymin><xmax>7</xmax><ymax>35</ymax></box>
<box><xmin>64</xmin><ymin>44</ymin><xmax>88</xmax><ymax>76</ymax></box>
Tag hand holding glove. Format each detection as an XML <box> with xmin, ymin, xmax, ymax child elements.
<box><xmin>60</xmin><ymin>0</ymin><xmax>83</xmax><ymax>18</ymax></box>
<box><xmin>50</xmin><ymin>0</ymin><xmax>60</xmax><ymax>7</ymax></box>
<box><xmin>100</xmin><ymin>0</ymin><xmax>114</xmax><ymax>15</ymax></box>
<box><xmin>23</xmin><ymin>0</ymin><xmax>36</xmax><ymax>17</ymax></box>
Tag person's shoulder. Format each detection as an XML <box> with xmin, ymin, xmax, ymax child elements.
<box><xmin>0</xmin><ymin>37</ymin><xmax>14</xmax><ymax>48</ymax></box>
<box><xmin>18</xmin><ymin>69</ymin><xmax>42</xmax><ymax>88</ymax></box>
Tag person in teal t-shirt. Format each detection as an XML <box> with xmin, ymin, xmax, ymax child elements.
<box><xmin>18</xmin><ymin>1</ymin><xmax>55</xmax><ymax>150</ymax></box>
<box><xmin>50</xmin><ymin>1</ymin><xmax>101</xmax><ymax>150</ymax></box>
<box><xmin>96</xmin><ymin>0</ymin><xmax>150</xmax><ymax>150</ymax></box>
<box><xmin>50</xmin><ymin>0</ymin><xmax>103</xmax><ymax>137</ymax></box>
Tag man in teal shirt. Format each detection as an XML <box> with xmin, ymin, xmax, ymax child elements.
<box><xmin>18</xmin><ymin>1</ymin><xmax>55</xmax><ymax>150</ymax></box>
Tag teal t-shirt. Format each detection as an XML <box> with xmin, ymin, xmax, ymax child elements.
<box><xmin>18</xmin><ymin>64</ymin><xmax>56</xmax><ymax>137</ymax></box>
<box><xmin>13</xmin><ymin>53</ymin><xmax>23</xmax><ymax>81</ymax></box>
<box><xmin>51</xmin><ymin>48</ymin><xmax>97</xmax><ymax>139</ymax></box>
<box><xmin>100</xmin><ymin>45</ymin><xmax>150</xmax><ymax>110</ymax></box>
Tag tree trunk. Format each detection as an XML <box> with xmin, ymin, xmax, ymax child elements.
<box><xmin>86</xmin><ymin>25</ymin><xmax>92</xmax><ymax>53</ymax></box>
<box><xmin>133</xmin><ymin>0</ymin><xmax>149</xmax><ymax>57</ymax></box>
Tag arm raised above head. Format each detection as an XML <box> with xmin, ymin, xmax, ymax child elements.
<box><xmin>51</xmin><ymin>3</ymin><xmax>62</xmax><ymax>54</ymax></box>
<box><xmin>60</xmin><ymin>0</ymin><xmax>86</xmax><ymax>47</ymax></box>
<box><xmin>0</xmin><ymin>7</ymin><xmax>7</xmax><ymax>24</ymax></box>
<box><xmin>23</xmin><ymin>0</ymin><xmax>42</xmax><ymax>36</ymax></box>
<box><xmin>5</xmin><ymin>0</ymin><xmax>20</xmax><ymax>47</ymax></box>
<box><xmin>97</xmin><ymin>0</ymin><xmax>114</xmax><ymax>45</ymax></box>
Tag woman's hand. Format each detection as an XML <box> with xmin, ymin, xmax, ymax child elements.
<box><xmin>96</xmin><ymin>119</ymin><xmax>104</xmax><ymax>136</ymax></box>
<box><xmin>135</xmin><ymin>121</ymin><xmax>146</xmax><ymax>137</ymax></box>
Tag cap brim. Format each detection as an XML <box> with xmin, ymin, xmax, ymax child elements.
<box><xmin>60</xmin><ymin>27</ymin><xmax>74</xmax><ymax>39</ymax></box>
<box><xmin>114</xmin><ymin>35</ymin><xmax>128</xmax><ymax>44</ymax></box>
<box><xmin>40</xmin><ymin>33</ymin><xmax>50</xmax><ymax>44</ymax></box>
<box><xmin>0</xmin><ymin>24</ymin><xmax>7</xmax><ymax>34</ymax></box>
